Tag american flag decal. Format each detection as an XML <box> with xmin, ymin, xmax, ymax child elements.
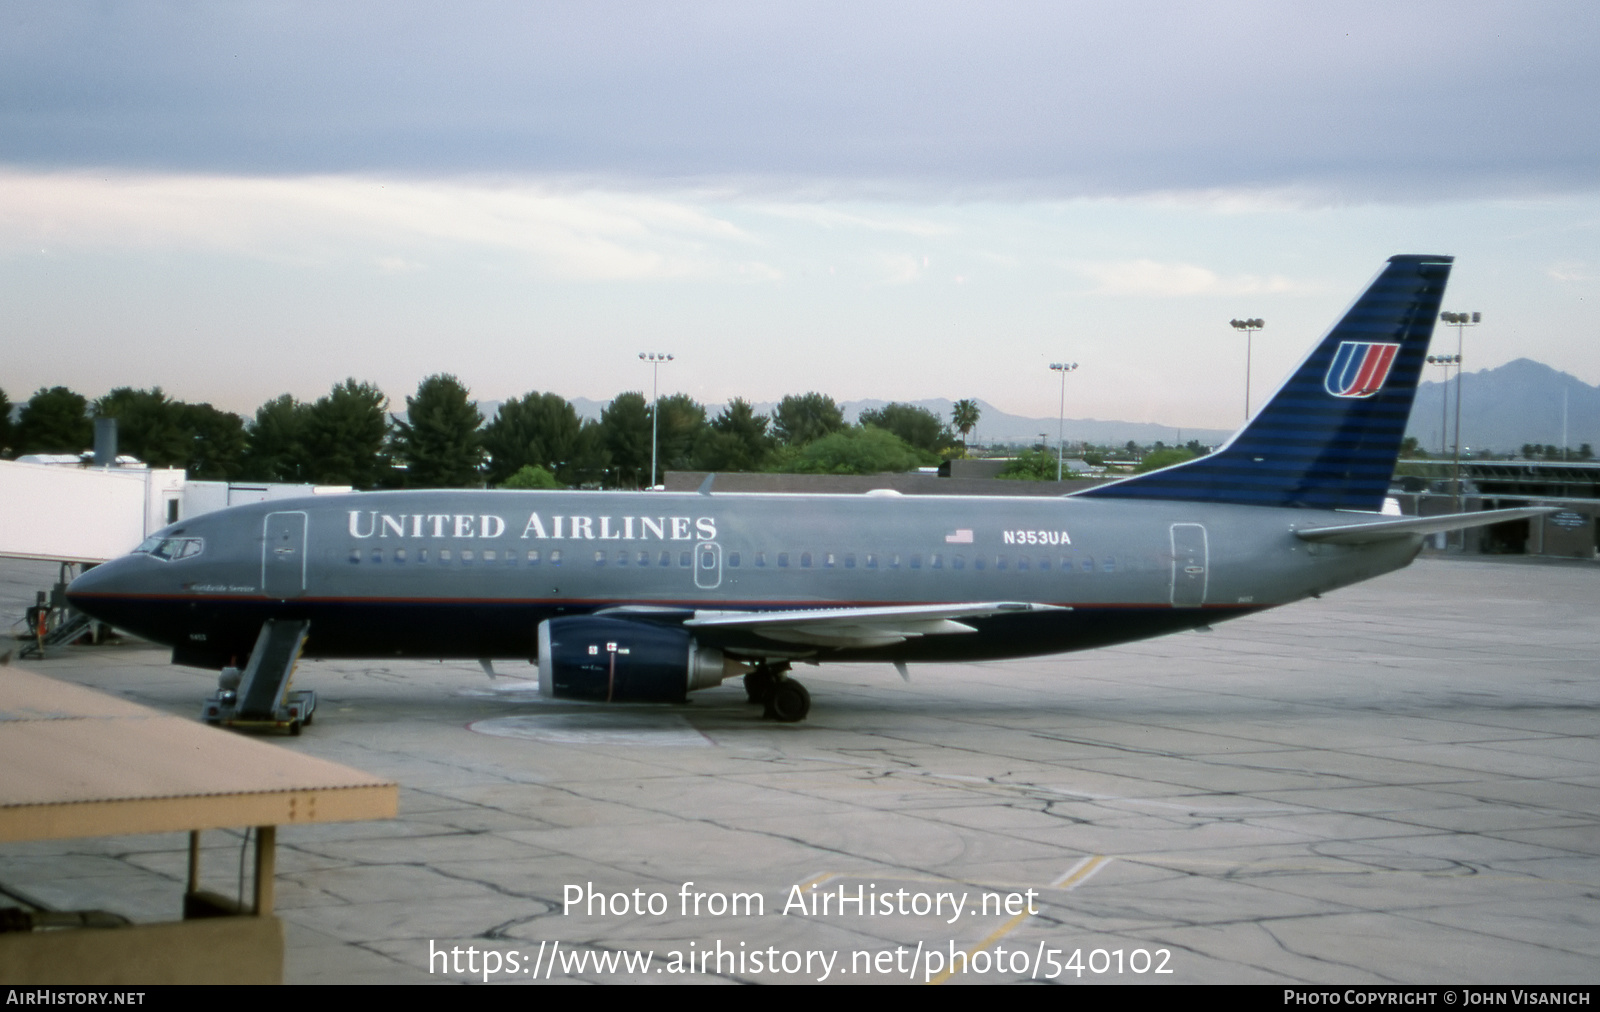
<box><xmin>945</xmin><ymin>529</ymin><xmax>974</xmax><ymax>544</ymax></box>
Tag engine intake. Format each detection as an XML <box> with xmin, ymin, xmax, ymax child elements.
<box><xmin>537</xmin><ymin>616</ymin><xmax>738</xmax><ymax>702</ymax></box>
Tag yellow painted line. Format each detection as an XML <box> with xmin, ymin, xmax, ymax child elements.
<box><xmin>1053</xmin><ymin>854</ymin><xmax>1112</xmax><ymax>889</ymax></box>
<box><xmin>793</xmin><ymin>870</ymin><xmax>837</xmax><ymax>894</ymax></box>
<box><xmin>927</xmin><ymin>855</ymin><xmax>1112</xmax><ymax>986</ymax></box>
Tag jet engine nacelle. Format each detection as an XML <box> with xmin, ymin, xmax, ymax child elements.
<box><xmin>537</xmin><ymin>616</ymin><xmax>739</xmax><ymax>703</ymax></box>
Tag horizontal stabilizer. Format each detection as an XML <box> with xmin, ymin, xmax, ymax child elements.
<box><xmin>1294</xmin><ymin>507</ymin><xmax>1557</xmax><ymax>545</ymax></box>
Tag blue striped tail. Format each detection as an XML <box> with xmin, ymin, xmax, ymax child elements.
<box><xmin>1076</xmin><ymin>254</ymin><xmax>1453</xmax><ymax>511</ymax></box>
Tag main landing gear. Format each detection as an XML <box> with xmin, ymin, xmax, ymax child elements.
<box><xmin>743</xmin><ymin>662</ymin><xmax>811</xmax><ymax>723</ymax></box>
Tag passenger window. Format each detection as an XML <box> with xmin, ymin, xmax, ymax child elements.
<box><xmin>844</xmin><ymin>554</ymin><xmax>855</xmax><ymax>569</ymax></box>
<box><xmin>679</xmin><ymin>551</ymin><xmax>691</xmax><ymax>567</ymax></box>
<box><xmin>755</xmin><ymin>552</ymin><xmax>766</xmax><ymax>567</ymax></box>
<box><xmin>1036</xmin><ymin>557</ymin><xmax>1047</xmax><ymax>571</ymax></box>
<box><xmin>930</xmin><ymin>554</ymin><xmax>943</xmax><ymax>569</ymax></box>
<box><xmin>777</xmin><ymin>552</ymin><xmax>789</xmax><ymax>568</ymax></box>
<box><xmin>461</xmin><ymin>550</ymin><xmax>474</xmax><ymax>564</ymax></box>
<box><xmin>800</xmin><ymin>552</ymin><xmax>812</xmax><ymax>568</ymax></box>
<box><xmin>993</xmin><ymin>556</ymin><xmax>1004</xmax><ymax>570</ymax></box>
<box><xmin>1017</xmin><ymin>557</ymin><xmax>1029</xmax><ymax>571</ymax></box>
<box><xmin>527</xmin><ymin>549</ymin><xmax>541</xmax><ymax>565</ymax></box>
<box><xmin>482</xmin><ymin>549</ymin><xmax>496</xmax><ymax>562</ymax></box>
<box><xmin>616</xmin><ymin>551</ymin><xmax>629</xmax><ymax>565</ymax></box>
<box><xmin>593</xmin><ymin>551</ymin><xmax>606</xmax><ymax>565</ymax></box>
<box><xmin>637</xmin><ymin>551</ymin><xmax>650</xmax><ymax>566</ymax></box>
<box><xmin>418</xmin><ymin>549</ymin><xmax>429</xmax><ymax>564</ymax></box>
<box><xmin>1081</xmin><ymin>557</ymin><xmax>1093</xmax><ymax>572</ymax></box>
<box><xmin>349</xmin><ymin>548</ymin><xmax>360</xmax><ymax>564</ymax></box>
<box><xmin>865</xmin><ymin>554</ymin><xmax>877</xmax><ymax>570</ymax></box>
<box><xmin>395</xmin><ymin>548</ymin><xmax>407</xmax><ymax>563</ymax></box>
<box><xmin>973</xmin><ymin>557</ymin><xmax>984</xmax><ymax>571</ymax></box>
<box><xmin>889</xmin><ymin>554</ymin><xmax>901</xmax><ymax>569</ymax></box>
<box><xmin>909</xmin><ymin>554</ymin><xmax>921</xmax><ymax>570</ymax></box>
<box><xmin>951</xmin><ymin>555</ymin><xmax>964</xmax><ymax>570</ymax></box>
<box><xmin>439</xmin><ymin>549</ymin><xmax>452</xmax><ymax>562</ymax></box>
<box><xmin>1102</xmin><ymin>557</ymin><xmax>1116</xmax><ymax>572</ymax></box>
<box><xmin>823</xmin><ymin>553</ymin><xmax>834</xmax><ymax>568</ymax></box>
<box><xmin>549</xmin><ymin>550</ymin><xmax>562</xmax><ymax>567</ymax></box>
<box><xmin>728</xmin><ymin>552</ymin><xmax>740</xmax><ymax>567</ymax></box>
<box><xmin>658</xmin><ymin>551</ymin><xmax>671</xmax><ymax>567</ymax></box>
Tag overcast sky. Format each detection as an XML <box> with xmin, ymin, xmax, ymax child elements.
<box><xmin>4</xmin><ymin>2</ymin><xmax>1598</xmax><ymax>431</ymax></box>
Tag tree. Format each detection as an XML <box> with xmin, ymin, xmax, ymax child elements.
<box><xmin>300</xmin><ymin>379</ymin><xmax>390</xmax><ymax>488</ymax></box>
<box><xmin>696</xmin><ymin>398</ymin><xmax>774</xmax><ymax>472</ymax></box>
<box><xmin>15</xmin><ymin>387</ymin><xmax>92</xmax><ymax>455</ymax></box>
<box><xmin>393</xmin><ymin>374</ymin><xmax>484</xmax><ymax>488</ymax></box>
<box><xmin>773</xmin><ymin>392</ymin><xmax>845</xmax><ymax>446</ymax></box>
<box><xmin>94</xmin><ymin>388</ymin><xmax>191</xmax><ymax>467</ymax></box>
<box><xmin>951</xmin><ymin>399</ymin><xmax>981</xmax><ymax>445</ymax></box>
<box><xmin>182</xmin><ymin>402</ymin><xmax>249</xmax><ymax>480</ymax></box>
<box><xmin>653</xmin><ymin>393</ymin><xmax>707</xmax><ymax>474</ymax></box>
<box><xmin>482</xmin><ymin>391</ymin><xmax>585</xmax><ymax>486</ymax></box>
<box><xmin>242</xmin><ymin>395</ymin><xmax>310</xmax><ymax>482</ymax></box>
<box><xmin>499</xmin><ymin>464</ymin><xmax>561</xmax><ymax>489</ymax></box>
<box><xmin>601</xmin><ymin>392</ymin><xmax>652</xmax><ymax>488</ymax></box>
<box><xmin>858</xmin><ymin>402</ymin><xmax>955</xmax><ymax>455</ymax></box>
<box><xmin>1137</xmin><ymin>448</ymin><xmax>1197</xmax><ymax>472</ymax></box>
<box><xmin>564</xmin><ymin>420</ymin><xmax>612</xmax><ymax>487</ymax></box>
<box><xmin>998</xmin><ymin>448</ymin><xmax>1068</xmax><ymax>481</ymax></box>
<box><xmin>776</xmin><ymin>426</ymin><xmax>932</xmax><ymax>474</ymax></box>
<box><xmin>0</xmin><ymin>388</ymin><xmax>13</xmax><ymax>458</ymax></box>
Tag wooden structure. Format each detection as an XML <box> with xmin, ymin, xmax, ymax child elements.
<box><xmin>0</xmin><ymin>666</ymin><xmax>397</xmax><ymax>984</ymax></box>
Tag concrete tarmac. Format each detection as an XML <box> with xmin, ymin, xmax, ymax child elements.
<box><xmin>0</xmin><ymin>554</ymin><xmax>1595</xmax><ymax>985</ymax></box>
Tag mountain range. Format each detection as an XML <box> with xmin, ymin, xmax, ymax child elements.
<box><xmin>476</xmin><ymin>358</ymin><xmax>1599</xmax><ymax>453</ymax></box>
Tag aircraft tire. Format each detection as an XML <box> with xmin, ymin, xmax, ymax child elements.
<box><xmin>289</xmin><ymin>720</ymin><xmax>301</xmax><ymax>736</ymax></box>
<box><xmin>765</xmin><ymin>679</ymin><xmax>810</xmax><ymax>722</ymax></box>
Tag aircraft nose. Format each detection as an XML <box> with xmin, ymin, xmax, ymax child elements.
<box><xmin>65</xmin><ymin>558</ymin><xmax>137</xmax><ymax>613</ymax></box>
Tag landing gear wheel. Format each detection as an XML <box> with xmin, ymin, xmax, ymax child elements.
<box><xmin>288</xmin><ymin>720</ymin><xmax>301</xmax><ymax>736</ymax></box>
<box><xmin>764</xmin><ymin>679</ymin><xmax>810</xmax><ymax>723</ymax></box>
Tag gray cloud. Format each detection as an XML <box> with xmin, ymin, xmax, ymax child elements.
<box><xmin>3</xmin><ymin>1</ymin><xmax>1597</xmax><ymax>199</ymax></box>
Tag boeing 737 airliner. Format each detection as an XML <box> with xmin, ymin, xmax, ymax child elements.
<box><xmin>67</xmin><ymin>256</ymin><xmax>1548</xmax><ymax>725</ymax></box>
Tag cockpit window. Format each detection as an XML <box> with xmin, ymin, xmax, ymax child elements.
<box><xmin>134</xmin><ymin>537</ymin><xmax>204</xmax><ymax>561</ymax></box>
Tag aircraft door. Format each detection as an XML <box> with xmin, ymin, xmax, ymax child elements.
<box><xmin>263</xmin><ymin>511</ymin><xmax>308</xmax><ymax>599</ymax></box>
<box><xmin>1169</xmin><ymin>523</ymin><xmax>1208</xmax><ymax>608</ymax></box>
<box><xmin>694</xmin><ymin>541</ymin><xmax>723</xmax><ymax>590</ymax></box>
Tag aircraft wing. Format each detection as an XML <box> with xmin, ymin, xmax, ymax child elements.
<box><xmin>1294</xmin><ymin>506</ymin><xmax>1557</xmax><ymax>545</ymax></box>
<box><xmin>683</xmin><ymin>601</ymin><xmax>1066</xmax><ymax>649</ymax></box>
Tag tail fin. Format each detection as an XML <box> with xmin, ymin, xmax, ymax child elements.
<box><xmin>1076</xmin><ymin>254</ymin><xmax>1453</xmax><ymax>511</ymax></box>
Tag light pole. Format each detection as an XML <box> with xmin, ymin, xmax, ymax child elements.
<box><xmin>1229</xmin><ymin>318</ymin><xmax>1264</xmax><ymax>419</ymax></box>
<box><xmin>1426</xmin><ymin>354</ymin><xmax>1460</xmax><ymax>456</ymax></box>
<box><xmin>638</xmin><ymin>352</ymin><xmax>674</xmax><ymax>489</ymax></box>
<box><xmin>1439</xmin><ymin>311</ymin><xmax>1480</xmax><ymax>513</ymax></box>
<box><xmin>1049</xmin><ymin>362</ymin><xmax>1078</xmax><ymax>481</ymax></box>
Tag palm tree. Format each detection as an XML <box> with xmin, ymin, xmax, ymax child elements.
<box><xmin>951</xmin><ymin>399</ymin><xmax>981</xmax><ymax>449</ymax></box>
